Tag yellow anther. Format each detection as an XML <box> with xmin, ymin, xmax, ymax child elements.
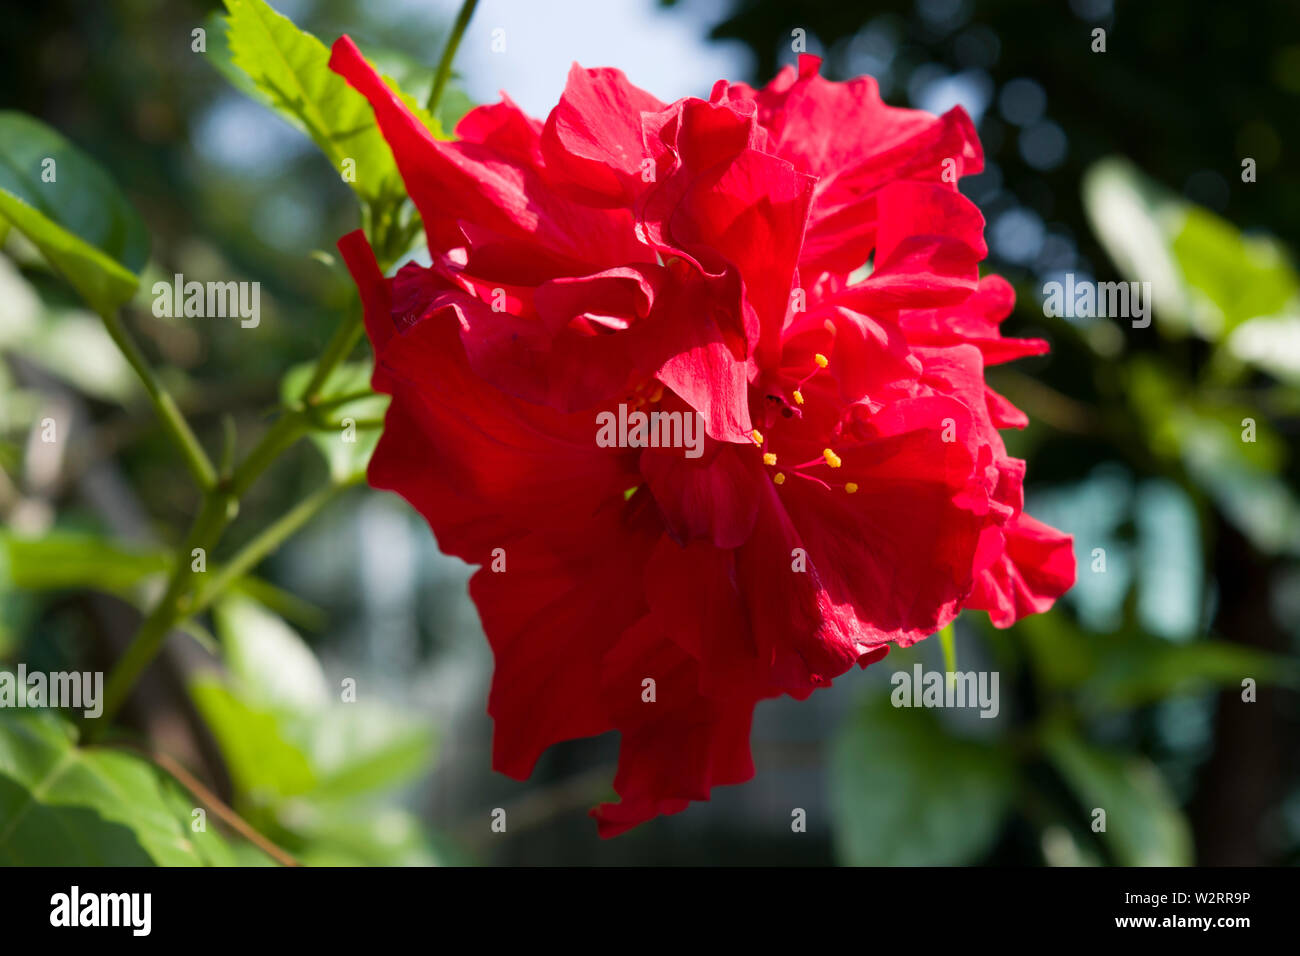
<box><xmin>845</xmin><ymin>482</ymin><xmax>859</xmax><ymax>494</ymax></box>
<box><xmin>773</xmin><ymin>472</ymin><xmax>786</xmax><ymax>485</ymax></box>
<box><xmin>763</xmin><ymin>452</ymin><xmax>777</xmax><ymax>466</ymax></box>
<box><xmin>822</xmin><ymin>447</ymin><xmax>842</xmax><ymax>469</ymax></box>
<box><xmin>751</xmin><ymin>429</ymin><xmax>765</xmax><ymax>445</ymax></box>
<box><xmin>814</xmin><ymin>353</ymin><xmax>829</xmax><ymax>368</ymax></box>
<box><xmin>792</xmin><ymin>389</ymin><xmax>804</xmax><ymax>405</ymax></box>
<box><xmin>649</xmin><ymin>384</ymin><xmax>664</xmax><ymax>403</ymax></box>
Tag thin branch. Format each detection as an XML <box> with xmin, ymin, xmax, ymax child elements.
<box><xmin>116</xmin><ymin>743</ymin><xmax>299</xmax><ymax>867</ymax></box>
<box><xmin>98</xmin><ymin>308</ymin><xmax>217</xmax><ymax>490</ymax></box>
<box><xmin>428</xmin><ymin>0</ymin><xmax>479</xmax><ymax>115</ymax></box>
<box><xmin>190</xmin><ymin>478</ymin><xmax>358</xmax><ymax>616</ymax></box>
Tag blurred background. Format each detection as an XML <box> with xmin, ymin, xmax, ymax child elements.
<box><xmin>1</xmin><ymin>0</ymin><xmax>1298</xmax><ymax>865</ymax></box>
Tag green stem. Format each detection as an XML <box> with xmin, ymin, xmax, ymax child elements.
<box><xmin>308</xmin><ymin>387</ymin><xmax>375</xmax><ymax>412</ymax></box>
<box><xmin>92</xmin><ymin>107</ymin><xmax>400</xmax><ymax>735</ymax></box>
<box><xmin>299</xmin><ymin>312</ymin><xmax>364</xmax><ymax>401</ymax></box>
<box><xmin>92</xmin><ymin>310</ymin><xmax>368</xmax><ymax>732</ymax></box>
<box><xmin>190</xmin><ymin>478</ymin><xmax>357</xmax><ymax>617</ymax></box>
<box><xmin>427</xmin><ymin>0</ymin><xmax>479</xmax><ymax>114</ymax></box>
<box><xmin>90</xmin><ymin>490</ymin><xmax>232</xmax><ymax>737</ymax></box>
<box><xmin>228</xmin><ymin>412</ymin><xmax>307</xmax><ymax>497</ymax></box>
<box><xmin>99</xmin><ymin>309</ymin><xmax>217</xmax><ymax>490</ymax></box>
<box><xmin>939</xmin><ymin>622</ymin><xmax>957</xmax><ymax>687</ymax></box>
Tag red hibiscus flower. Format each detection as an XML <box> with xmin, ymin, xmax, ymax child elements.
<box><xmin>330</xmin><ymin>39</ymin><xmax>1076</xmax><ymax>836</ymax></box>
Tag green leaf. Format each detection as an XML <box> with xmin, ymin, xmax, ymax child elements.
<box><xmin>198</xmin><ymin>596</ymin><xmax>432</xmax><ymax>808</ymax></box>
<box><xmin>1226</xmin><ymin>315</ymin><xmax>1300</xmax><ymax>386</ymax></box>
<box><xmin>1171</xmin><ymin>205</ymin><xmax>1298</xmax><ymax>335</ymax></box>
<box><xmin>1017</xmin><ymin>607</ymin><xmax>1299</xmax><ymax>710</ymax></box>
<box><xmin>364</xmin><ymin>46</ymin><xmax>475</xmax><ymax>132</ymax></box>
<box><xmin>0</xmin><ymin>530</ymin><xmax>323</xmax><ymax>628</ymax></box>
<box><xmin>189</xmin><ymin>677</ymin><xmax>318</xmax><ymax>806</ymax></box>
<box><xmin>281</xmin><ymin>359</ymin><xmax>388</xmax><ymax>481</ymax></box>
<box><xmin>829</xmin><ymin>695</ymin><xmax>1015</xmax><ymax>865</ymax></box>
<box><xmin>290</xmin><ymin>806</ymin><xmax>440</xmax><ymax>867</ymax></box>
<box><xmin>1082</xmin><ymin>157</ymin><xmax>1300</xmax><ymax>343</ymax></box>
<box><xmin>6</xmin><ymin>309</ymin><xmax>137</xmax><ymax>402</ymax></box>
<box><xmin>1128</xmin><ymin>358</ymin><xmax>1300</xmax><ymax>555</ymax></box>
<box><xmin>1042</xmin><ymin>724</ymin><xmax>1193</xmax><ymax>866</ymax></box>
<box><xmin>1015</xmin><ymin>610</ymin><xmax>1098</xmax><ymax>694</ymax></box>
<box><xmin>305</xmin><ymin>708</ymin><xmax>434</xmax><ymax>803</ymax></box>
<box><xmin>1081</xmin><ymin>158</ymin><xmax>1191</xmax><ymax>332</ymax></box>
<box><xmin>214</xmin><ymin>0</ymin><xmax>443</xmax><ymax>209</ymax></box>
<box><xmin>1083</xmin><ymin>638</ymin><xmax>1299</xmax><ymax>712</ymax></box>
<box><xmin>213</xmin><ymin>595</ymin><xmax>329</xmax><ymax>712</ymax></box>
<box><xmin>194</xmin><ymin>595</ymin><xmax>437</xmax><ymax>861</ymax></box>
<box><xmin>0</xmin><ymin>710</ymin><xmax>239</xmax><ymax>865</ymax></box>
<box><xmin>0</xmin><ymin>530</ymin><xmax>168</xmax><ymax>597</ymax></box>
<box><xmin>0</xmin><ymin>112</ymin><xmax>148</xmax><ymax>314</ymax></box>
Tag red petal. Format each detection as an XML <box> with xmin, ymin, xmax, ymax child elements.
<box><xmin>640</xmin><ymin>442</ymin><xmax>762</xmax><ymax>549</ymax></box>
<box><xmin>540</xmin><ymin>64</ymin><xmax>666</xmax><ymax>207</ymax></box>
<box><xmin>473</xmin><ymin>497</ymin><xmax>661</xmax><ymax>780</ymax></box>
<box><xmin>329</xmin><ymin>36</ymin><xmax>650</xmax><ymax>271</ymax></box>
<box><xmin>592</xmin><ymin>615</ymin><xmax>759</xmax><ymax>837</ymax></box>
<box><xmin>970</xmin><ymin>512</ymin><xmax>1076</xmax><ymax>627</ymax></box>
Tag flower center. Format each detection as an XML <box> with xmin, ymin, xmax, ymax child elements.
<box><xmin>752</xmin><ymin>344</ymin><xmax>857</xmax><ymax>495</ymax></box>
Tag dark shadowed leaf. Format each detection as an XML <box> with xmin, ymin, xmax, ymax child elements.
<box><xmin>0</xmin><ymin>112</ymin><xmax>148</xmax><ymax>314</ymax></box>
<box><xmin>1042</xmin><ymin>723</ymin><xmax>1192</xmax><ymax>866</ymax></box>
<box><xmin>830</xmin><ymin>694</ymin><xmax>1015</xmax><ymax>865</ymax></box>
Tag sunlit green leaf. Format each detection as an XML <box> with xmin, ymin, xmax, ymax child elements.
<box><xmin>189</xmin><ymin>677</ymin><xmax>318</xmax><ymax>805</ymax></box>
<box><xmin>1171</xmin><ymin>205</ymin><xmax>1298</xmax><ymax>335</ymax></box>
<box><xmin>214</xmin><ymin>0</ymin><xmax>444</xmax><ymax>209</ymax></box>
<box><xmin>0</xmin><ymin>710</ymin><xmax>240</xmax><ymax>865</ymax></box>
<box><xmin>214</xmin><ymin>595</ymin><xmax>329</xmax><ymax>712</ymax></box>
<box><xmin>1083</xmin><ymin>157</ymin><xmax>1300</xmax><ymax>348</ymax></box>
<box><xmin>194</xmin><ymin>595</ymin><xmax>436</xmax><ymax>863</ymax></box>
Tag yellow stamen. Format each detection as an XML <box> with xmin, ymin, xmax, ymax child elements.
<box><xmin>822</xmin><ymin>447</ymin><xmax>842</xmax><ymax>469</ymax></box>
<box><xmin>751</xmin><ymin>429</ymin><xmax>764</xmax><ymax>445</ymax></box>
<box><xmin>845</xmin><ymin>482</ymin><xmax>859</xmax><ymax>494</ymax></box>
<box><xmin>773</xmin><ymin>472</ymin><xmax>786</xmax><ymax>485</ymax></box>
<box><xmin>649</xmin><ymin>384</ymin><xmax>664</xmax><ymax>403</ymax></box>
<box><xmin>763</xmin><ymin>452</ymin><xmax>777</xmax><ymax>466</ymax></box>
<box><xmin>814</xmin><ymin>353</ymin><xmax>829</xmax><ymax>368</ymax></box>
<box><xmin>792</xmin><ymin>389</ymin><xmax>804</xmax><ymax>405</ymax></box>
